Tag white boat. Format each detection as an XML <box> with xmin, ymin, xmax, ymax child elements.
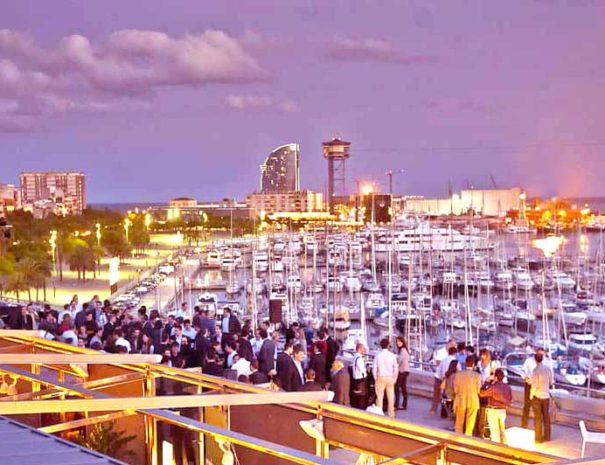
<box><xmin>439</xmin><ymin>299</ymin><xmax>459</xmax><ymax>314</ymax></box>
<box><xmin>362</xmin><ymin>279</ymin><xmax>381</xmax><ymax>293</ymax></box>
<box><xmin>206</xmin><ymin>251</ymin><xmax>222</xmax><ymax>268</ymax></box>
<box><xmin>298</xmin><ymin>295</ymin><xmax>314</xmax><ymax>314</ymax></box>
<box><xmin>253</xmin><ymin>252</ymin><xmax>269</xmax><ymax>272</ymax></box>
<box><xmin>514</xmin><ymin>271</ymin><xmax>534</xmax><ymax>291</ymax></box>
<box><xmin>568</xmin><ymin>333</ymin><xmax>597</xmax><ymax>352</ymax></box>
<box><xmin>226</xmin><ymin>281</ymin><xmax>241</xmax><ymax>295</ymax></box>
<box><xmin>497</xmin><ymin>310</ymin><xmax>515</xmax><ymax>327</ymax></box>
<box><xmin>553</xmin><ymin>360</ymin><xmax>587</xmax><ymax>387</ymax></box>
<box><xmin>549</xmin><ymin>271</ymin><xmax>576</xmax><ymax>291</ymax></box>
<box><xmin>271</xmin><ymin>259</ymin><xmax>284</xmax><ymax>273</ymax></box>
<box><xmin>557</xmin><ymin>301</ymin><xmax>587</xmax><ymax>326</ymax></box>
<box><xmin>393</xmin><ymin>219</ymin><xmax>488</xmax><ymax>252</ymax></box>
<box><xmin>340</xmin><ymin>273</ymin><xmax>362</xmax><ymax>293</ymax></box>
<box><xmin>246</xmin><ymin>277</ymin><xmax>266</xmax><ymax>295</ymax></box>
<box><xmin>287</xmin><ymin>275</ymin><xmax>303</xmax><ymax>292</ymax></box>
<box><xmin>325</xmin><ymin>276</ymin><xmax>343</xmax><ymax>292</ymax></box>
<box><xmin>198</xmin><ymin>292</ymin><xmax>218</xmax><ymax>316</ymax></box>
<box><xmin>221</xmin><ymin>257</ymin><xmax>236</xmax><ymax>272</ymax></box>
<box><xmin>494</xmin><ymin>271</ymin><xmax>514</xmax><ymax>291</ymax></box>
<box><xmin>366</xmin><ymin>292</ymin><xmax>386</xmax><ymax>318</ymax></box>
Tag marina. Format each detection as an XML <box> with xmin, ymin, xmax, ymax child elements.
<box><xmin>188</xmin><ymin>216</ymin><xmax>605</xmax><ymax>396</ymax></box>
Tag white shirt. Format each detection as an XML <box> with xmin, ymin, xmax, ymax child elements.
<box><xmin>251</xmin><ymin>337</ymin><xmax>264</xmax><ymax>356</ymax></box>
<box><xmin>374</xmin><ymin>349</ymin><xmax>398</xmax><ymax>379</ymax></box>
<box><xmin>478</xmin><ymin>360</ymin><xmax>500</xmax><ymax>383</ymax></box>
<box><xmin>61</xmin><ymin>330</ymin><xmax>78</xmax><ymax>346</ymax></box>
<box><xmin>232</xmin><ymin>358</ymin><xmax>252</xmax><ymax>378</ymax></box>
<box><xmin>352</xmin><ymin>353</ymin><xmax>367</xmax><ymax>379</ymax></box>
<box><xmin>182</xmin><ymin>327</ymin><xmax>197</xmax><ymax>341</ymax></box>
<box><xmin>521</xmin><ymin>356</ymin><xmax>553</xmax><ymax>380</ymax></box>
<box><xmin>436</xmin><ymin>355</ymin><xmax>459</xmax><ymax>379</ymax></box>
<box><xmin>115</xmin><ymin>337</ymin><xmax>131</xmax><ymax>353</ymax></box>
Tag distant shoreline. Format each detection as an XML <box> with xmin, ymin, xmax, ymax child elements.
<box><xmin>90</xmin><ymin>197</ymin><xmax>605</xmax><ymax>214</ymax></box>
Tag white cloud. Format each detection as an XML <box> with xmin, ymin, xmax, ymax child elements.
<box><xmin>225</xmin><ymin>94</ymin><xmax>297</xmax><ymax>113</ymax></box>
<box><xmin>326</xmin><ymin>37</ymin><xmax>435</xmax><ymax>65</ymax></box>
<box><xmin>0</xmin><ymin>29</ymin><xmax>269</xmax><ymax>131</ymax></box>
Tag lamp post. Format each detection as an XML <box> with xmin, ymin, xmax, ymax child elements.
<box><xmin>124</xmin><ymin>218</ymin><xmax>132</xmax><ymax>243</ymax></box>
<box><xmin>361</xmin><ymin>183</ymin><xmax>377</xmax><ymax>282</ymax></box>
<box><xmin>95</xmin><ymin>223</ymin><xmax>101</xmax><ymax>248</ymax></box>
<box><xmin>49</xmin><ymin>230</ymin><xmax>57</xmax><ymax>277</ymax></box>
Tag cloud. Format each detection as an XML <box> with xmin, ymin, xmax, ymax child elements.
<box><xmin>225</xmin><ymin>94</ymin><xmax>297</xmax><ymax>113</ymax></box>
<box><xmin>426</xmin><ymin>100</ymin><xmax>496</xmax><ymax>116</ymax></box>
<box><xmin>0</xmin><ymin>29</ymin><xmax>268</xmax><ymax>131</ymax></box>
<box><xmin>326</xmin><ymin>37</ymin><xmax>436</xmax><ymax>65</ymax></box>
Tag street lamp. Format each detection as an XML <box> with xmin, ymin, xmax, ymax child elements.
<box><xmin>144</xmin><ymin>213</ymin><xmax>152</xmax><ymax>230</ymax></box>
<box><xmin>95</xmin><ymin>223</ymin><xmax>101</xmax><ymax>248</ymax></box>
<box><xmin>123</xmin><ymin>218</ymin><xmax>132</xmax><ymax>243</ymax></box>
<box><xmin>49</xmin><ymin>230</ymin><xmax>57</xmax><ymax>276</ymax></box>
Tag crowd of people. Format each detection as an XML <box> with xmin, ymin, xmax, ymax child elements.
<box><xmin>430</xmin><ymin>339</ymin><xmax>553</xmax><ymax>444</ymax></box>
<box><xmin>9</xmin><ymin>295</ymin><xmax>554</xmax><ymax>445</ymax></box>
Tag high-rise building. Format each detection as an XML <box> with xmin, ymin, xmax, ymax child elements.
<box><xmin>20</xmin><ymin>171</ymin><xmax>86</xmax><ymax>215</ymax></box>
<box><xmin>260</xmin><ymin>143</ymin><xmax>300</xmax><ymax>193</ymax></box>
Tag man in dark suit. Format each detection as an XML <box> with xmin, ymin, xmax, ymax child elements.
<box><xmin>310</xmin><ymin>342</ymin><xmax>328</xmax><ymax>388</ymax></box>
<box><xmin>325</xmin><ymin>334</ymin><xmax>339</xmax><ymax>380</ymax></box>
<box><xmin>257</xmin><ymin>329</ymin><xmax>276</xmax><ymax>375</ymax></box>
<box><xmin>290</xmin><ymin>345</ymin><xmax>306</xmax><ymax>392</ymax></box>
<box><xmin>276</xmin><ymin>343</ymin><xmax>295</xmax><ymax>391</ymax></box>
<box><xmin>330</xmin><ymin>359</ymin><xmax>350</xmax><ymax>406</ymax></box>
<box><xmin>249</xmin><ymin>360</ymin><xmax>269</xmax><ymax>385</ymax></box>
<box><xmin>221</xmin><ymin>308</ymin><xmax>241</xmax><ymax>349</ymax></box>
<box><xmin>237</xmin><ymin>331</ymin><xmax>254</xmax><ymax>362</ymax></box>
<box><xmin>298</xmin><ymin>368</ymin><xmax>323</xmax><ymax>391</ymax></box>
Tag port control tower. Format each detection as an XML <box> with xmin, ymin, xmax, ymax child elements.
<box><xmin>322</xmin><ymin>137</ymin><xmax>351</xmax><ymax>213</ymax></box>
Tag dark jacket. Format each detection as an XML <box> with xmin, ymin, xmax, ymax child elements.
<box><xmin>250</xmin><ymin>371</ymin><xmax>270</xmax><ymax>385</ymax></box>
<box><xmin>480</xmin><ymin>380</ymin><xmax>513</xmax><ymax>409</ymax></box>
<box><xmin>299</xmin><ymin>381</ymin><xmax>323</xmax><ymax>392</ymax></box>
<box><xmin>238</xmin><ymin>337</ymin><xmax>254</xmax><ymax>362</ymax></box>
<box><xmin>310</xmin><ymin>352</ymin><xmax>328</xmax><ymax>387</ymax></box>
<box><xmin>225</xmin><ymin>315</ymin><xmax>241</xmax><ymax>335</ymax></box>
<box><xmin>257</xmin><ymin>339</ymin><xmax>276</xmax><ymax>375</ymax></box>
<box><xmin>276</xmin><ymin>352</ymin><xmax>295</xmax><ymax>391</ymax></box>
<box><xmin>326</xmin><ymin>337</ymin><xmax>339</xmax><ymax>377</ymax></box>
<box><xmin>331</xmin><ymin>368</ymin><xmax>351</xmax><ymax>406</ymax></box>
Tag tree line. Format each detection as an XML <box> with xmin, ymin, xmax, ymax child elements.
<box><xmin>0</xmin><ymin>208</ymin><xmax>151</xmax><ymax>301</ymax></box>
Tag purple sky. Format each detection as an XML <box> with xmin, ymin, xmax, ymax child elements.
<box><xmin>1</xmin><ymin>0</ymin><xmax>605</xmax><ymax>202</ymax></box>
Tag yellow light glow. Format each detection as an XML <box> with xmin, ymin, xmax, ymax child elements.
<box><xmin>361</xmin><ymin>184</ymin><xmax>374</xmax><ymax>195</ymax></box>
<box><xmin>505</xmin><ymin>426</ymin><xmax>535</xmax><ymax>450</ymax></box>
<box><xmin>162</xmin><ymin>440</ymin><xmax>175</xmax><ymax>465</ymax></box>
<box><xmin>145</xmin><ymin>213</ymin><xmax>152</xmax><ymax>228</ymax></box>
<box><xmin>532</xmin><ymin>236</ymin><xmax>566</xmax><ymax>257</ymax></box>
<box><xmin>108</xmin><ymin>257</ymin><xmax>120</xmax><ymax>286</ymax></box>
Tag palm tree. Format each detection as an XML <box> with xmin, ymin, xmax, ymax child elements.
<box><xmin>0</xmin><ymin>254</ymin><xmax>15</xmax><ymax>299</ymax></box>
<box><xmin>68</xmin><ymin>245</ymin><xmax>96</xmax><ymax>281</ymax></box>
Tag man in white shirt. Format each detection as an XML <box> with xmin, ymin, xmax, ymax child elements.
<box><xmin>521</xmin><ymin>348</ymin><xmax>552</xmax><ymax>428</ymax></box>
<box><xmin>251</xmin><ymin>328</ymin><xmax>264</xmax><ymax>357</ymax></box>
<box><xmin>232</xmin><ymin>354</ymin><xmax>252</xmax><ymax>379</ymax></box>
<box><xmin>431</xmin><ymin>346</ymin><xmax>459</xmax><ymax>414</ymax></box>
<box><xmin>114</xmin><ymin>328</ymin><xmax>131</xmax><ymax>353</ymax></box>
<box><xmin>373</xmin><ymin>338</ymin><xmax>399</xmax><ymax>418</ymax></box>
<box><xmin>351</xmin><ymin>343</ymin><xmax>369</xmax><ymax>409</ymax></box>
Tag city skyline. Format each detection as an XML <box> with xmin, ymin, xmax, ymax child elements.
<box><xmin>2</xmin><ymin>1</ymin><xmax>605</xmax><ymax>202</ymax></box>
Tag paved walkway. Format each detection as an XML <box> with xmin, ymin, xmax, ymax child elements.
<box><xmin>331</xmin><ymin>394</ymin><xmax>602</xmax><ymax>463</ymax></box>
